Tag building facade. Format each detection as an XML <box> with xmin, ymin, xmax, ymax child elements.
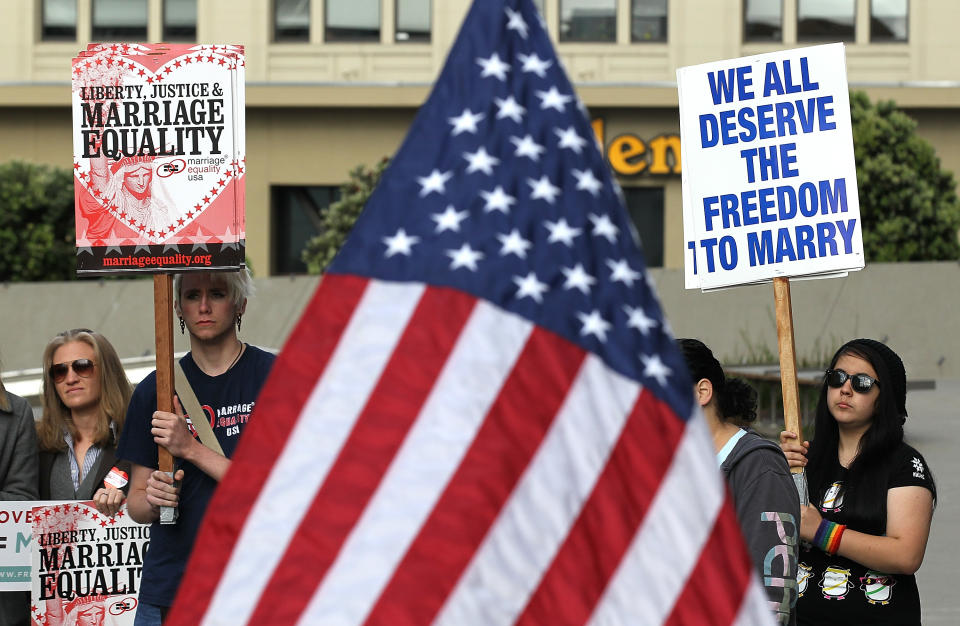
<box><xmin>1</xmin><ymin>0</ymin><xmax>958</xmax><ymax>276</ymax></box>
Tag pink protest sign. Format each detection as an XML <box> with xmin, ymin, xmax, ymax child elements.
<box><xmin>71</xmin><ymin>43</ymin><xmax>245</xmax><ymax>274</ymax></box>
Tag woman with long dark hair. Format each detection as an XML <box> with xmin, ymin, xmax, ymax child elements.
<box><xmin>679</xmin><ymin>338</ymin><xmax>798</xmax><ymax>625</ymax></box>
<box><xmin>781</xmin><ymin>338</ymin><xmax>935</xmax><ymax>625</ymax></box>
<box><xmin>37</xmin><ymin>328</ymin><xmax>132</xmax><ymax>507</ymax></box>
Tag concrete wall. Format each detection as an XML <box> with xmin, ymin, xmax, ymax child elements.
<box><xmin>2</xmin><ymin>262</ymin><xmax>957</xmax><ymax>382</ymax></box>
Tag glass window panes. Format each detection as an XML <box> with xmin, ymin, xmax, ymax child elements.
<box><xmin>396</xmin><ymin>0</ymin><xmax>430</xmax><ymax>43</ymax></box>
<box><xmin>92</xmin><ymin>0</ymin><xmax>147</xmax><ymax>41</ymax></box>
<box><xmin>744</xmin><ymin>0</ymin><xmax>782</xmax><ymax>41</ymax></box>
<box><xmin>272</xmin><ymin>186</ymin><xmax>341</xmax><ymax>274</ymax></box>
<box><xmin>797</xmin><ymin>0</ymin><xmax>855</xmax><ymax>41</ymax></box>
<box><xmin>42</xmin><ymin>0</ymin><xmax>76</xmax><ymax>40</ymax></box>
<box><xmin>631</xmin><ymin>0</ymin><xmax>667</xmax><ymax>42</ymax></box>
<box><xmin>871</xmin><ymin>0</ymin><xmax>908</xmax><ymax>42</ymax></box>
<box><xmin>275</xmin><ymin>0</ymin><xmax>310</xmax><ymax>42</ymax></box>
<box><xmin>560</xmin><ymin>0</ymin><xmax>616</xmax><ymax>42</ymax></box>
<box><xmin>622</xmin><ymin>187</ymin><xmax>664</xmax><ymax>267</ymax></box>
<box><xmin>164</xmin><ymin>0</ymin><xmax>196</xmax><ymax>41</ymax></box>
<box><xmin>326</xmin><ymin>0</ymin><xmax>380</xmax><ymax>42</ymax></box>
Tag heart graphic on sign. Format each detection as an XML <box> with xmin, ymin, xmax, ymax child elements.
<box><xmin>72</xmin><ymin>44</ymin><xmax>244</xmax><ymax>245</ymax></box>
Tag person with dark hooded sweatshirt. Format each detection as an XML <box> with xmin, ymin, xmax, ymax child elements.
<box><xmin>679</xmin><ymin>338</ymin><xmax>799</xmax><ymax>626</ymax></box>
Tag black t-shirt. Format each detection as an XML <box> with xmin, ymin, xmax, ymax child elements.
<box><xmin>117</xmin><ymin>346</ymin><xmax>274</xmax><ymax>607</ymax></box>
<box><xmin>796</xmin><ymin>442</ymin><xmax>935</xmax><ymax>625</ymax></box>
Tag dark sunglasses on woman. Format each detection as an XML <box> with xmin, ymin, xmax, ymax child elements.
<box><xmin>50</xmin><ymin>359</ymin><xmax>96</xmax><ymax>383</ymax></box>
<box><xmin>825</xmin><ymin>368</ymin><xmax>879</xmax><ymax>394</ymax></box>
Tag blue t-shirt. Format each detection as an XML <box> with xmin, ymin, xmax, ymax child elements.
<box><xmin>117</xmin><ymin>345</ymin><xmax>275</xmax><ymax>607</ymax></box>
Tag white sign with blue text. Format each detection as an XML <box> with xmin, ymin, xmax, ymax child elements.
<box><xmin>678</xmin><ymin>43</ymin><xmax>864</xmax><ymax>290</ymax></box>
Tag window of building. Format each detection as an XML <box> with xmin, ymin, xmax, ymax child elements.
<box><xmin>326</xmin><ymin>0</ymin><xmax>380</xmax><ymax>42</ymax></box>
<box><xmin>42</xmin><ymin>0</ymin><xmax>76</xmax><ymax>40</ymax></box>
<box><xmin>621</xmin><ymin>187</ymin><xmax>664</xmax><ymax>267</ymax></box>
<box><xmin>743</xmin><ymin>0</ymin><xmax>782</xmax><ymax>41</ymax></box>
<box><xmin>272</xmin><ymin>186</ymin><xmax>341</xmax><ymax>275</ymax></box>
<box><xmin>797</xmin><ymin>0</ymin><xmax>855</xmax><ymax>41</ymax></box>
<box><xmin>396</xmin><ymin>0</ymin><xmax>430</xmax><ymax>43</ymax></box>
<box><xmin>163</xmin><ymin>0</ymin><xmax>197</xmax><ymax>41</ymax></box>
<box><xmin>275</xmin><ymin>0</ymin><xmax>310</xmax><ymax>42</ymax></box>
<box><xmin>92</xmin><ymin>0</ymin><xmax>147</xmax><ymax>41</ymax></box>
<box><xmin>871</xmin><ymin>0</ymin><xmax>908</xmax><ymax>42</ymax></box>
<box><xmin>560</xmin><ymin>0</ymin><xmax>616</xmax><ymax>42</ymax></box>
<box><xmin>631</xmin><ymin>0</ymin><xmax>667</xmax><ymax>42</ymax></box>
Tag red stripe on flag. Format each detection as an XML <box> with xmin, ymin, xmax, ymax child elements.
<box><xmin>516</xmin><ymin>388</ymin><xmax>685</xmax><ymax>625</ymax></box>
<box><xmin>663</xmin><ymin>495</ymin><xmax>754</xmax><ymax>626</ymax></box>
<box><xmin>362</xmin><ymin>328</ymin><xmax>586</xmax><ymax>626</ymax></box>
<box><xmin>166</xmin><ymin>274</ymin><xmax>369</xmax><ymax>625</ymax></box>
<box><xmin>246</xmin><ymin>285</ymin><xmax>477</xmax><ymax>624</ymax></box>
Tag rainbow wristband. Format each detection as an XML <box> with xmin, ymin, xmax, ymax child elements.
<box><xmin>814</xmin><ymin>519</ymin><xmax>846</xmax><ymax>555</ymax></box>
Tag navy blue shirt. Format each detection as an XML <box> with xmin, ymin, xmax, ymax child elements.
<box><xmin>117</xmin><ymin>345</ymin><xmax>274</xmax><ymax>607</ymax></box>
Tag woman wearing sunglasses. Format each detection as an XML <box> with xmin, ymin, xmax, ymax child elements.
<box><xmin>36</xmin><ymin>329</ymin><xmax>132</xmax><ymax>506</ymax></box>
<box><xmin>780</xmin><ymin>338</ymin><xmax>936</xmax><ymax>625</ymax></box>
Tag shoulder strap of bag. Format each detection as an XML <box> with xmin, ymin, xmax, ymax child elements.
<box><xmin>174</xmin><ymin>360</ymin><xmax>224</xmax><ymax>457</ymax></box>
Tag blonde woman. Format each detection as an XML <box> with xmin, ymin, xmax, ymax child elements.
<box><xmin>37</xmin><ymin>329</ymin><xmax>132</xmax><ymax>510</ymax></box>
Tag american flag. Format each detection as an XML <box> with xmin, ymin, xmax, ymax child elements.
<box><xmin>168</xmin><ymin>0</ymin><xmax>772</xmax><ymax>624</ymax></box>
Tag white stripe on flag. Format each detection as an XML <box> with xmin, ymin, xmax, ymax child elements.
<box><xmin>733</xmin><ymin>574</ymin><xmax>777</xmax><ymax>626</ymax></box>
<box><xmin>296</xmin><ymin>301</ymin><xmax>534</xmax><ymax>626</ymax></box>
<box><xmin>587</xmin><ymin>416</ymin><xmax>724</xmax><ymax>626</ymax></box>
<box><xmin>202</xmin><ymin>281</ymin><xmax>425</xmax><ymax>625</ymax></box>
<box><xmin>435</xmin><ymin>356</ymin><xmax>640</xmax><ymax>625</ymax></box>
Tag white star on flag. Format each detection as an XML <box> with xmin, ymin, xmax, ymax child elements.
<box><xmin>463</xmin><ymin>147</ymin><xmax>500</xmax><ymax>175</ymax></box>
<box><xmin>510</xmin><ymin>134</ymin><xmax>546</xmax><ymax>161</ymax></box>
<box><xmin>545</xmin><ymin>218</ymin><xmax>582</xmax><ymax>246</ymax></box>
<box><xmin>641</xmin><ymin>353</ymin><xmax>672</xmax><ymax>386</ymax></box>
<box><xmin>432</xmin><ymin>205</ymin><xmax>469</xmax><ymax>233</ymax></box>
<box><xmin>497</xmin><ymin>228</ymin><xmax>532</xmax><ymax>259</ymax></box>
<box><xmin>448</xmin><ymin>108</ymin><xmax>485</xmax><ymax>135</ymax></box>
<box><xmin>383</xmin><ymin>229</ymin><xmax>420</xmax><ymax>257</ymax></box>
<box><xmin>577</xmin><ymin>310</ymin><xmax>612</xmax><ymax>342</ymax></box>
<box><xmin>494</xmin><ymin>96</ymin><xmax>526</xmax><ymax>123</ymax></box>
<box><xmin>527</xmin><ymin>175</ymin><xmax>561</xmax><ymax>204</ymax></box>
<box><xmin>517</xmin><ymin>52</ymin><xmax>552</xmax><ymax>77</ymax></box>
<box><xmin>607</xmin><ymin>258</ymin><xmax>641</xmax><ymax>286</ymax></box>
<box><xmin>555</xmin><ymin>126</ymin><xmax>588</xmax><ymax>153</ymax></box>
<box><xmin>624</xmin><ymin>304</ymin><xmax>658</xmax><ymax>335</ymax></box>
<box><xmin>446</xmin><ymin>243</ymin><xmax>484</xmax><ymax>271</ymax></box>
<box><xmin>573</xmin><ymin>169</ymin><xmax>603</xmax><ymax>196</ymax></box>
<box><xmin>513</xmin><ymin>271</ymin><xmax>548</xmax><ymax>303</ymax></box>
<box><xmin>417</xmin><ymin>169</ymin><xmax>453</xmax><ymax>197</ymax></box>
<box><xmin>536</xmin><ymin>86</ymin><xmax>573</xmax><ymax>112</ymax></box>
<box><xmin>589</xmin><ymin>213</ymin><xmax>619</xmax><ymax>242</ymax></box>
<box><xmin>505</xmin><ymin>7</ymin><xmax>528</xmax><ymax>39</ymax></box>
<box><xmin>561</xmin><ymin>263</ymin><xmax>596</xmax><ymax>294</ymax></box>
<box><xmin>477</xmin><ymin>52</ymin><xmax>510</xmax><ymax>81</ymax></box>
<box><xmin>480</xmin><ymin>185</ymin><xmax>516</xmax><ymax>213</ymax></box>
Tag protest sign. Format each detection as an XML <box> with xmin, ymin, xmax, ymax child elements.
<box><xmin>678</xmin><ymin>43</ymin><xmax>864</xmax><ymax>291</ymax></box>
<box><xmin>71</xmin><ymin>43</ymin><xmax>245</xmax><ymax>275</ymax></box>
<box><xmin>30</xmin><ymin>503</ymin><xmax>149</xmax><ymax>626</ymax></box>
<box><xmin>0</xmin><ymin>502</ymin><xmax>58</xmax><ymax>591</ymax></box>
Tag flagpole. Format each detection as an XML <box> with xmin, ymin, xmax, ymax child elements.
<box><xmin>154</xmin><ymin>274</ymin><xmax>178</xmax><ymax>523</ymax></box>
<box><xmin>772</xmin><ymin>277</ymin><xmax>808</xmax><ymax>506</ymax></box>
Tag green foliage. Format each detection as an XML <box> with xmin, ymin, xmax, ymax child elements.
<box><xmin>0</xmin><ymin>161</ymin><xmax>76</xmax><ymax>281</ymax></box>
<box><xmin>850</xmin><ymin>91</ymin><xmax>960</xmax><ymax>261</ymax></box>
<box><xmin>301</xmin><ymin>157</ymin><xmax>390</xmax><ymax>274</ymax></box>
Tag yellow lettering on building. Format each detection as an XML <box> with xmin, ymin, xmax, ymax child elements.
<box><xmin>608</xmin><ymin>135</ymin><xmax>648</xmax><ymax>175</ymax></box>
<box><xmin>648</xmin><ymin>134</ymin><xmax>681</xmax><ymax>175</ymax></box>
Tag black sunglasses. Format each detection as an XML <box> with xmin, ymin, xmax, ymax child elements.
<box><xmin>50</xmin><ymin>359</ymin><xmax>96</xmax><ymax>383</ymax></box>
<box><xmin>825</xmin><ymin>368</ymin><xmax>879</xmax><ymax>394</ymax></box>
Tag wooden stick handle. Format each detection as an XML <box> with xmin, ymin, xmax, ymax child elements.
<box><xmin>773</xmin><ymin>277</ymin><xmax>803</xmax><ymax>474</ymax></box>
<box><xmin>154</xmin><ymin>274</ymin><xmax>175</xmax><ymax>474</ymax></box>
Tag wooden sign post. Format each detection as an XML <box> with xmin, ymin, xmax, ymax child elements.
<box><xmin>773</xmin><ymin>277</ymin><xmax>808</xmax><ymax>505</ymax></box>
<box><xmin>154</xmin><ymin>274</ymin><xmax>177</xmax><ymax>523</ymax></box>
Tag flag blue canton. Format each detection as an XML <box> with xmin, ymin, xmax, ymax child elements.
<box><xmin>330</xmin><ymin>0</ymin><xmax>691</xmax><ymax>419</ymax></box>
